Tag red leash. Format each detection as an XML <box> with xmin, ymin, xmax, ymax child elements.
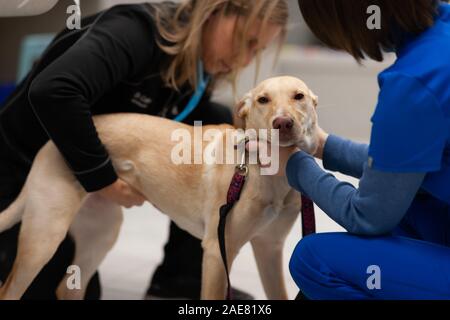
<box><xmin>218</xmin><ymin>162</ymin><xmax>316</xmax><ymax>300</ymax></box>
<box><xmin>218</xmin><ymin>169</ymin><xmax>247</xmax><ymax>300</ymax></box>
<box><xmin>300</xmin><ymin>195</ymin><xmax>316</xmax><ymax>236</ymax></box>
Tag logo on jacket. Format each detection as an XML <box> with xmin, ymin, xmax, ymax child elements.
<box><xmin>132</xmin><ymin>92</ymin><xmax>153</xmax><ymax>109</ymax></box>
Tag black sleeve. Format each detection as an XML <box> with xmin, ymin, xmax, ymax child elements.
<box><xmin>194</xmin><ymin>98</ymin><xmax>234</xmax><ymax>125</ymax></box>
<box><xmin>28</xmin><ymin>5</ymin><xmax>157</xmax><ymax>192</ymax></box>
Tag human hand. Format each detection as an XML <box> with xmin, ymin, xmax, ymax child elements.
<box><xmin>246</xmin><ymin>140</ymin><xmax>300</xmax><ymax>177</ymax></box>
<box><xmin>312</xmin><ymin>126</ymin><xmax>329</xmax><ymax>160</ymax></box>
<box><xmin>97</xmin><ymin>179</ymin><xmax>146</xmax><ymax>208</ymax></box>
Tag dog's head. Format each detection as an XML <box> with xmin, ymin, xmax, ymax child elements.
<box><xmin>234</xmin><ymin>76</ymin><xmax>319</xmax><ymax>155</ymax></box>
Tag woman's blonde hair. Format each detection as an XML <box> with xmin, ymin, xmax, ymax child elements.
<box><xmin>151</xmin><ymin>0</ymin><xmax>289</xmax><ymax>91</ymax></box>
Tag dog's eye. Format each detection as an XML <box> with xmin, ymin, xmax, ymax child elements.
<box><xmin>257</xmin><ymin>97</ymin><xmax>270</xmax><ymax>104</ymax></box>
<box><xmin>294</xmin><ymin>93</ymin><xmax>305</xmax><ymax>101</ymax></box>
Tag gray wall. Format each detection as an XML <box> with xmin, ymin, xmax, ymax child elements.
<box><xmin>0</xmin><ymin>0</ymin><xmax>100</xmax><ymax>83</ymax></box>
<box><xmin>0</xmin><ymin>0</ymin><xmax>317</xmax><ymax>83</ymax></box>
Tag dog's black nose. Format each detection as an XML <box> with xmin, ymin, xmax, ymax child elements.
<box><xmin>273</xmin><ymin>117</ymin><xmax>294</xmax><ymax>132</ymax></box>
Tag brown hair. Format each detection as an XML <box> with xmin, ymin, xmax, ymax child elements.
<box><xmin>297</xmin><ymin>0</ymin><xmax>438</xmax><ymax>61</ymax></box>
<box><xmin>151</xmin><ymin>0</ymin><xmax>288</xmax><ymax>90</ymax></box>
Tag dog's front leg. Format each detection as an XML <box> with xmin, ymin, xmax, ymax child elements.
<box><xmin>201</xmin><ymin>238</ymin><xmax>230</xmax><ymax>300</ymax></box>
<box><xmin>251</xmin><ymin>194</ymin><xmax>301</xmax><ymax>300</ymax></box>
<box><xmin>251</xmin><ymin>237</ymin><xmax>288</xmax><ymax>300</ymax></box>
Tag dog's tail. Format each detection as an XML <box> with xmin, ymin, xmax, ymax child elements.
<box><xmin>0</xmin><ymin>185</ymin><xmax>26</xmax><ymax>233</ymax></box>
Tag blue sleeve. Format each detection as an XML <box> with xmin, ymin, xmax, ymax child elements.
<box><xmin>322</xmin><ymin>134</ymin><xmax>369</xmax><ymax>179</ymax></box>
<box><xmin>286</xmin><ymin>151</ymin><xmax>425</xmax><ymax>235</ymax></box>
<box><xmin>369</xmin><ymin>73</ymin><xmax>447</xmax><ymax>172</ymax></box>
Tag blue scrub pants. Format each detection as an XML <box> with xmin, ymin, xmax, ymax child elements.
<box><xmin>289</xmin><ymin>193</ymin><xmax>450</xmax><ymax>300</ymax></box>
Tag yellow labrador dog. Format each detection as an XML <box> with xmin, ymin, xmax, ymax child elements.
<box><xmin>0</xmin><ymin>76</ymin><xmax>319</xmax><ymax>300</ymax></box>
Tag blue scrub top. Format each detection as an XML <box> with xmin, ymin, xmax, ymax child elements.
<box><xmin>368</xmin><ymin>2</ymin><xmax>450</xmax><ymax>204</ymax></box>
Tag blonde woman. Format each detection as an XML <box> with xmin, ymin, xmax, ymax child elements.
<box><xmin>0</xmin><ymin>0</ymin><xmax>288</xmax><ymax>299</ymax></box>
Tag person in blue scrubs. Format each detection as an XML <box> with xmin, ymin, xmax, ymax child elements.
<box><xmin>287</xmin><ymin>0</ymin><xmax>450</xmax><ymax>299</ymax></box>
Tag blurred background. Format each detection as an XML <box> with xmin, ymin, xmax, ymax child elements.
<box><xmin>0</xmin><ymin>0</ymin><xmax>395</xmax><ymax>299</ymax></box>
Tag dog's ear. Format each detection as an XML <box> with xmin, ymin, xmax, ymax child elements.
<box><xmin>309</xmin><ymin>89</ymin><xmax>319</xmax><ymax>108</ymax></box>
<box><xmin>233</xmin><ymin>93</ymin><xmax>253</xmax><ymax>129</ymax></box>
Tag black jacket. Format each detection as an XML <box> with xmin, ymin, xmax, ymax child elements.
<box><xmin>0</xmin><ymin>2</ymin><xmax>212</xmax><ymax>192</ymax></box>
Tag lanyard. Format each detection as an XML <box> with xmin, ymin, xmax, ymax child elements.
<box><xmin>173</xmin><ymin>61</ymin><xmax>210</xmax><ymax>123</ymax></box>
